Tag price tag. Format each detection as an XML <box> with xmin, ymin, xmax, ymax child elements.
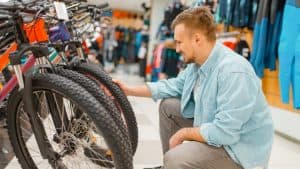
<box><xmin>54</xmin><ymin>1</ymin><xmax>69</xmax><ymax>21</ymax></box>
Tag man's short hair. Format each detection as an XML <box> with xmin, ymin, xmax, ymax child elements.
<box><xmin>171</xmin><ymin>7</ymin><xmax>216</xmax><ymax>41</ymax></box>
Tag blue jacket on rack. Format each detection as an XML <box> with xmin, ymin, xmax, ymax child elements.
<box><xmin>278</xmin><ymin>0</ymin><xmax>300</xmax><ymax>109</ymax></box>
<box><xmin>217</xmin><ymin>0</ymin><xmax>258</xmax><ymax>28</ymax></box>
<box><xmin>250</xmin><ymin>0</ymin><xmax>271</xmax><ymax>77</ymax></box>
<box><xmin>250</xmin><ymin>0</ymin><xmax>285</xmax><ymax>77</ymax></box>
<box><xmin>264</xmin><ymin>0</ymin><xmax>285</xmax><ymax>71</ymax></box>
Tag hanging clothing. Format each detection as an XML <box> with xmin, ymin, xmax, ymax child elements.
<box><xmin>161</xmin><ymin>48</ymin><xmax>181</xmax><ymax>78</ymax></box>
<box><xmin>223</xmin><ymin>41</ymin><xmax>237</xmax><ymax>50</ymax></box>
<box><xmin>103</xmin><ymin>26</ymin><xmax>117</xmax><ymax>63</ymax></box>
<box><xmin>162</xmin><ymin>2</ymin><xmax>185</xmax><ymax>29</ymax></box>
<box><xmin>278</xmin><ymin>0</ymin><xmax>300</xmax><ymax>109</ymax></box>
<box><xmin>138</xmin><ymin>46</ymin><xmax>147</xmax><ymax>77</ymax></box>
<box><xmin>264</xmin><ymin>0</ymin><xmax>285</xmax><ymax>70</ymax></box>
<box><xmin>250</xmin><ymin>0</ymin><xmax>270</xmax><ymax>77</ymax></box>
<box><xmin>218</xmin><ymin>37</ymin><xmax>238</xmax><ymax>50</ymax></box>
<box><xmin>250</xmin><ymin>0</ymin><xmax>286</xmax><ymax>77</ymax></box>
<box><xmin>115</xmin><ymin>27</ymin><xmax>124</xmax><ymax>63</ymax></box>
<box><xmin>127</xmin><ymin>29</ymin><xmax>136</xmax><ymax>62</ymax></box>
<box><xmin>217</xmin><ymin>0</ymin><xmax>259</xmax><ymax>28</ymax></box>
<box><xmin>249</xmin><ymin>0</ymin><xmax>259</xmax><ymax>29</ymax></box>
<box><xmin>151</xmin><ymin>44</ymin><xmax>165</xmax><ymax>82</ymax></box>
<box><xmin>234</xmin><ymin>39</ymin><xmax>251</xmax><ymax>61</ymax></box>
<box><xmin>193</xmin><ymin>0</ymin><xmax>218</xmax><ymax>13</ymax></box>
<box><xmin>113</xmin><ymin>27</ymin><xmax>143</xmax><ymax>64</ymax></box>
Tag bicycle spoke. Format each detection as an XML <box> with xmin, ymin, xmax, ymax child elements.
<box><xmin>15</xmin><ymin>88</ymin><xmax>119</xmax><ymax>169</ymax></box>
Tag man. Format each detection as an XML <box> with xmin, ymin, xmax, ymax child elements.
<box><xmin>114</xmin><ymin>7</ymin><xmax>274</xmax><ymax>169</ymax></box>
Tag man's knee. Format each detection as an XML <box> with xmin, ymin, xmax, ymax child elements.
<box><xmin>163</xmin><ymin>142</ymin><xmax>242</xmax><ymax>169</ymax></box>
<box><xmin>164</xmin><ymin>149</ymin><xmax>182</xmax><ymax>169</ymax></box>
<box><xmin>164</xmin><ymin>147</ymin><xmax>197</xmax><ymax>169</ymax></box>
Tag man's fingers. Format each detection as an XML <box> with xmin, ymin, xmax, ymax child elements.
<box><xmin>112</xmin><ymin>79</ymin><xmax>121</xmax><ymax>86</ymax></box>
<box><xmin>112</xmin><ymin>79</ymin><xmax>119</xmax><ymax>83</ymax></box>
<box><xmin>169</xmin><ymin>134</ymin><xmax>180</xmax><ymax>149</ymax></box>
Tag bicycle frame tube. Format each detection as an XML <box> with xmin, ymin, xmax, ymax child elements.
<box><xmin>0</xmin><ymin>55</ymin><xmax>35</xmax><ymax>102</ymax></box>
<box><xmin>48</xmin><ymin>49</ymin><xmax>61</xmax><ymax>64</ymax></box>
<box><xmin>0</xmin><ymin>47</ymin><xmax>64</xmax><ymax>102</ymax></box>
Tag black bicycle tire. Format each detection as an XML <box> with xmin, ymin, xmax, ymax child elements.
<box><xmin>55</xmin><ymin>67</ymin><xmax>132</xmax><ymax>151</ymax></box>
<box><xmin>7</xmin><ymin>73</ymin><xmax>133</xmax><ymax>169</ymax></box>
<box><xmin>73</xmin><ymin>63</ymin><xmax>138</xmax><ymax>154</ymax></box>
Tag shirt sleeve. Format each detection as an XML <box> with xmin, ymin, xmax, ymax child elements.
<box><xmin>146</xmin><ymin>65</ymin><xmax>190</xmax><ymax>101</ymax></box>
<box><xmin>200</xmin><ymin>72</ymin><xmax>259</xmax><ymax>147</ymax></box>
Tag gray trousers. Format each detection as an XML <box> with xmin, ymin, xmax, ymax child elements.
<box><xmin>159</xmin><ymin>98</ymin><xmax>242</xmax><ymax>169</ymax></box>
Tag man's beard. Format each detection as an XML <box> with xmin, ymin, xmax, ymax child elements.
<box><xmin>183</xmin><ymin>55</ymin><xmax>195</xmax><ymax>64</ymax></box>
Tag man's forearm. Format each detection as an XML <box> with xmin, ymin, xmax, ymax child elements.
<box><xmin>126</xmin><ymin>85</ymin><xmax>152</xmax><ymax>97</ymax></box>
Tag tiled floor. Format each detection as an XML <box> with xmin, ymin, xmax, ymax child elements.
<box><xmin>1</xmin><ymin>64</ymin><xmax>300</xmax><ymax>169</ymax></box>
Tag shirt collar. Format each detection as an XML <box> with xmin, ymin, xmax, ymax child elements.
<box><xmin>194</xmin><ymin>42</ymin><xmax>222</xmax><ymax>76</ymax></box>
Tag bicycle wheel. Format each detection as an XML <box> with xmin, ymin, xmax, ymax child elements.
<box><xmin>54</xmin><ymin>67</ymin><xmax>131</xmax><ymax>151</ymax></box>
<box><xmin>72</xmin><ymin>63</ymin><xmax>138</xmax><ymax>154</ymax></box>
<box><xmin>7</xmin><ymin>73</ymin><xmax>133</xmax><ymax>169</ymax></box>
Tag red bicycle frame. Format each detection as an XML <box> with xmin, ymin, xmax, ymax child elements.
<box><xmin>0</xmin><ymin>55</ymin><xmax>35</xmax><ymax>102</ymax></box>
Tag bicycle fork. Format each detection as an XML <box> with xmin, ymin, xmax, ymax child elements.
<box><xmin>9</xmin><ymin>48</ymin><xmax>67</xmax><ymax>168</ymax></box>
<box><xmin>23</xmin><ymin>75</ymin><xmax>67</xmax><ymax>169</ymax></box>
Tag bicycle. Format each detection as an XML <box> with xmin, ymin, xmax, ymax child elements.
<box><xmin>35</xmin><ymin>2</ymin><xmax>139</xmax><ymax>154</ymax></box>
<box><xmin>0</xmin><ymin>2</ymin><xmax>133</xmax><ymax>168</ymax></box>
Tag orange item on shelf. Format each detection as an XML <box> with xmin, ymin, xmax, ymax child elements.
<box><xmin>23</xmin><ymin>18</ymin><xmax>49</xmax><ymax>43</ymax></box>
<box><xmin>0</xmin><ymin>42</ymin><xmax>18</xmax><ymax>72</ymax></box>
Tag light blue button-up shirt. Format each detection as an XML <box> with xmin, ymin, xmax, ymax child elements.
<box><xmin>147</xmin><ymin>42</ymin><xmax>274</xmax><ymax>169</ymax></box>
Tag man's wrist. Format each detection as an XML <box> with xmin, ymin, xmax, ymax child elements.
<box><xmin>125</xmin><ymin>86</ymin><xmax>132</xmax><ymax>96</ymax></box>
<box><xmin>183</xmin><ymin>127</ymin><xmax>205</xmax><ymax>143</ymax></box>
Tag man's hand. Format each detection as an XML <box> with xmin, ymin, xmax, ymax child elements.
<box><xmin>112</xmin><ymin>79</ymin><xmax>129</xmax><ymax>95</ymax></box>
<box><xmin>112</xmin><ymin>79</ymin><xmax>152</xmax><ymax>97</ymax></box>
<box><xmin>169</xmin><ymin>127</ymin><xmax>206</xmax><ymax>149</ymax></box>
<box><xmin>169</xmin><ymin>128</ymin><xmax>186</xmax><ymax>149</ymax></box>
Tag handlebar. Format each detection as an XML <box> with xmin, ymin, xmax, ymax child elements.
<box><xmin>0</xmin><ymin>5</ymin><xmax>38</xmax><ymax>14</ymax></box>
<box><xmin>88</xmin><ymin>2</ymin><xmax>109</xmax><ymax>10</ymax></box>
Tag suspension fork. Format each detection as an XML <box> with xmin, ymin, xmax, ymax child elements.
<box><xmin>10</xmin><ymin>46</ymin><xmax>66</xmax><ymax>168</ymax></box>
<box><xmin>23</xmin><ymin>75</ymin><xmax>66</xmax><ymax>168</ymax></box>
<box><xmin>76</xmin><ymin>47</ymin><xmax>84</xmax><ymax>59</ymax></box>
<box><xmin>36</xmin><ymin>57</ymin><xmax>71</xmax><ymax>134</ymax></box>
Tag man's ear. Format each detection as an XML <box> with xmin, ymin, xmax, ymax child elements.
<box><xmin>194</xmin><ymin>32</ymin><xmax>203</xmax><ymax>44</ymax></box>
